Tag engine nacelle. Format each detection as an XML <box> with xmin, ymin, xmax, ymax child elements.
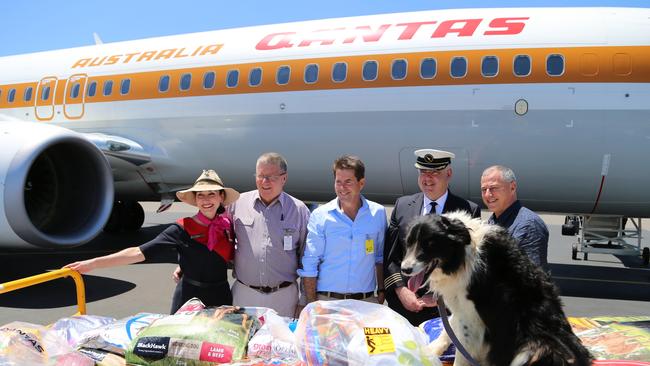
<box><xmin>0</xmin><ymin>122</ymin><xmax>114</xmax><ymax>249</ymax></box>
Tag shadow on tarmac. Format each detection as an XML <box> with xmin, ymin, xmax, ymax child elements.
<box><xmin>549</xmin><ymin>262</ymin><xmax>650</xmax><ymax>302</ymax></box>
<box><xmin>0</xmin><ymin>224</ymin><xmax>178</xmax><ymax>309</ymax></box>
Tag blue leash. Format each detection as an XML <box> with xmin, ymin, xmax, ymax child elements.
<box><xmin>437</xmin><ymin>295</ymin><xmax>481</xmax><ymax>366</ymax></box>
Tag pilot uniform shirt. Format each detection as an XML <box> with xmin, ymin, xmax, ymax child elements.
<box><xmin>298</xmin><ymin>196</ymin><xmax>386</xmax><ymax>294</ymax></box>
<box><xmin>139</xmin><ymin>216</ymin><xmax>234</xmax><ymax>314</ymax></box>
<box><xmin>488</xmin><ymin>200</ymin><xmax>549</xmax><ymax>267</ymax></box>
<box><xmin>229</xmin><ymin>190</ymin><xmax>310</xmax><ymax>288</ymax></box>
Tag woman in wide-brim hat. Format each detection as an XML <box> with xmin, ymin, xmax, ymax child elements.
<box><xmin>65</xmin><ymin>170</ymin><xmax>240</xmax><ymax>313</ymax></box>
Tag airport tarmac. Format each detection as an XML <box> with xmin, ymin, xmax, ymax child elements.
<box><xmin>1</xmin><ymin>202</ymin><xmax>649</xmax><ymax>326</ymax></box>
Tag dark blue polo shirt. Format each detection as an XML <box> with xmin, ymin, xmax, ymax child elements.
<box><xmin>487</xmin><ymin>200</ymin><xmax>549</xmax><ymax>267</ymax></box>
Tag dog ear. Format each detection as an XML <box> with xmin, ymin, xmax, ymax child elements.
<box><xmin>437</xmin><ymin>215</ymin><xmax>451</xmax><ymax>231</ymax></box>
<box><xmin>446</xmin><ymin>217</ymin><xmax>472</xmax><ymax>246</ymax></box>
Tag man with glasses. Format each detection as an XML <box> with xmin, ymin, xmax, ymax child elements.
<box><xmin>174</xmin><ymin>152</ymin><xmax>309</xmax><ymax>317</ymax></box>
<box><xmin>299</xmin><ymin>155</ymin><xmax>387</xmax><ymax>305</ymax></box>
<box><xmin>229</xmin><ymin>152</ymin><xmax>310</xmax><ymax>317</ymax></box>
<box><xmin>481</xmin><ymin>165</ymin><xmax>548</xmax><ymax>267</ymax></box>
<box><xmin>384</xmin><ymin>149</ymin><xmax>480</xmax><ymax>326</ymax></box>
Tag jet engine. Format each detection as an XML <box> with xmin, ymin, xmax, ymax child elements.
<box><xmin>0</xmin><ymin>122</ymin><xmax>114</xmax><ymax>249</ymax></box>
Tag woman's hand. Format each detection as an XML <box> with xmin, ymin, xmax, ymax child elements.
<box><xmin>64</xmin><ymin>259</ymin><xmax>96</xmax><ymax>274</ymax></box>
<box><xmin>172</xmin><ymin>266</ymin><xmax>183</xmax><ymax>283</ymax></box>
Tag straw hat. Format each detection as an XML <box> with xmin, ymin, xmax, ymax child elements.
<box><xmin>176</xmin><ymin>170</ymin><xmax>240</xmax><ymax>206</ymax></box>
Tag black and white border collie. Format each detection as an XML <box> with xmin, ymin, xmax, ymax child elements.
<box><xmin>401</xmin><ymin>212</ymin><xmax>592</xmax><ymax>366</ymax></box>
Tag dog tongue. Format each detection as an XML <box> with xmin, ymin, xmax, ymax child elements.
<box><xmin>407</xmin><ymin>271</ymin><xmax>425</xmax><ymax>293</ymax></box>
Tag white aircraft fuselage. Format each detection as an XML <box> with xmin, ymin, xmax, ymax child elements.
<box><xmin>0</xmin><ymin>7</ymin><xmax>649</xmax><ymax>248</ymax></box>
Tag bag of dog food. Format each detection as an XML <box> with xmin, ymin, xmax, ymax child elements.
<box><xmin>295</xmin><ymin>300</ymin><xmax>440</xmax><ymax>366</ymax></box>
<box><xmin>76</xmin><ymin>313</ymin><xmax>165</xmax><ymax>355</ymax></box>
<box><xmin>125</xmin><ymin>305</ymin><xmax>260</xmax><ymax>365</ymax></box>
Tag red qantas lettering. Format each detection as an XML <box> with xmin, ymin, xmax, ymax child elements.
<box><xmin>484</xmin><ymin>17</ymin><xmax>529</xmax><ymax>35</ymax></box>
<box><xmin>255</xmin><ymin>32</ymin><xmax>296</xmax><ymax>50</ymax></box>
<box><xmin>343</xmin><ymin>24</ymin><xmax>391</xmax><ymax>43</ymax></box>
<box><xmin>298</xmin><ymin>29</ymin><xmax>343</xmax><ymax>47</ymax></box>
<box><xmin>432</xmin><ymin>19</ymin><xmax>483</xmax><ymax>38</ymax></box>
<box><xmin>256</xmin><ymin>16</ymin><xmax>529</xmax><ymax>51</ymax></box>
<box><xmin>395</xmin><ymin>21</ymin><xmax>438</xmax><ymax>40</ymax></box>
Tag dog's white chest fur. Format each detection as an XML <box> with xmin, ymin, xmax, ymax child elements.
<box><xmin>445</xmin><ymin>292</ymin><xmax>489</xmax><ymax>365</ymax></box>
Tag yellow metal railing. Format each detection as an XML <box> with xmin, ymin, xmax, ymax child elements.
<box><xmin>0</xmin><ymin>268</ymin><xmax>86</xmax><ymax>315</ymax></box>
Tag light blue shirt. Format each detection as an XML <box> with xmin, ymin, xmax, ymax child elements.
<box><xmin>298</xmin><ymin>196</ymin><xmax>386</xmax><ymax>293</ymax></box>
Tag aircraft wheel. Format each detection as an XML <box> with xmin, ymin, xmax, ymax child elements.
<box><xmin>571</xmin><ymin>244</ymin><xmax>578</xmax><ymax>260</ymax></box>
<box><xmin>103</xmin><ymin>201</ymin><xmax>144</xmax><ymax>232</ymax></box>
<box><xmin>122</xmin><ymin>201</ymin><xmax>145</xmax><ymax>231</ymax></box>
<box><xmin>583</xmin><ymin>252</ymin><xmax>589</xmax><ymax>261</ymax></box>
<box><xmin>103</xmin><ymin>201</ymin><xmax>125</xmax><ymax>233</ymax></box>
<box><xmin>642</xmin><ymin>247</ymin><xmax>649</xmax><ymax>266</ymax></box>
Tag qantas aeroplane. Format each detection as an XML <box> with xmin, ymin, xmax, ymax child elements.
<box><xmin>0</xmin><ymin>7</ymin><xmax>649</xmax><ymax>252</ymax></box>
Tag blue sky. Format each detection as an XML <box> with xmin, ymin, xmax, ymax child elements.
<box><xmin>1</xmin><ymin>0</ymin><xmax>648</xmax><ymax>57</ymax></box>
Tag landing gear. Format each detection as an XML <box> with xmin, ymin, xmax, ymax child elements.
<box><xmin>104</xmin><ymin>200</ymin><xmax>145</xmax><ymax>232</ymax></box>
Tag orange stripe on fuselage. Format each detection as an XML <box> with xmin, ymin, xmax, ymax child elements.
<box><xmin>0</xmin><ymin>45</ymin><xmax>649</xmax><ymax>112</ymax></box>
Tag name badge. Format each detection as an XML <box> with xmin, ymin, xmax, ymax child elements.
<box><xmin>365</xmin><ymin>235</ymin><xmax>374</xmax><ymax>255</ymax></box>
<box><xmin>283</xmin><ymin>228</ymin><xmax>294</xmax><ymax>250</ymax></box>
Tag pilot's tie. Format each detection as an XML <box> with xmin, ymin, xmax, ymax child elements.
<box><xmin>427</xmin><ymin>201</ymin><xmax>437</xmax><ymax>215</ymax></box>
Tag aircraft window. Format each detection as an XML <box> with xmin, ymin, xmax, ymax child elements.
<box><xmin>579</xmin><ymin>53</ymin><xmax>599</xmax><ymax>76</ymax></box>
<box><xmin>546</xmin><ymin>54</ymin><xmax>564</xmax><ymax>76</ymax></box>
<box><xmin>103</xmin><ymin>80</ymin><xmax>113</xmax><ymax>96</ymax></box>
<box><xmin>277</xmin><ymin>66</ymin><xmax>290</xmax><ymax>85</ymax></box>
<box><xmin>304</xmin><ymin>64</ymin><xmax>319</xmax><ymax>84</ymax></box>
<box><xmin>180</xmin><ymin>73</ymin><xmax>192</xmax><ymax>91</ymax></box>
<box><xmin>332</xmin><ymin>62</ymin><xmax>347</xmax><ymax>83</ymax></box>
<box><xmin>249</xmin><ymin>68</ymin><xmax>262</xmax><ymax>87</ymax></box>
<box><xmin>41</xmin><ymin>86</ymin><xmax>51</xmax><ymax>101</ymax></box>
<box><xmin>70</xmin><ymin>83</ymin><xmax>81</xmax><ymax>98</ymax></box>
<box><xmin>450</xmin><ymin>57</ymin><xmax>467</xmax><ymax>78</ymax></box>
<box><xmin>613</xmin><ymin>53</ymin><xmax>631</xmax><ymax>76</ymax></box>
<box><xmin>391</xmin><ymin>59</ymin><xmax>407</xmax><ymax>80</ymax></box>
<box><xmin>24</xmin><ymin>87</ymin><xmax>33</xmax><ymax>102</ymax></box>
<box><xmin>227</xmin><ymin>70</ymin><xmax>239</xmax><ymax>88</ymax></box>
<box><xmin>8</xmin><ymin>88</ymin><xmax>16</xmax><ymax>103</ymax></box>
<box><xmin>513</xmin><ymin>55</ymin><xmax>531</xmax><ymax>77</ymax></box>
<box><xmin>203</xmin><ymin>71</ymin><xmax>216</xmax><ymax>89</ymax></box>
<box><xmin>420</xmin><ymin>58</ymin><xmax>437</xmax><ymax>79</ymax></box>
<box><xmin>87</xmin><ymin>81</ymin><xmax>97</xmax><ymax>97</ymax></box>
<box><xmin>120</xmin><ymin>79</ymin><xmax>131</xmax><ymax>95</ymax></box>
<box><xmin>159</xmin><ymin>75</ymin><xmax>170</xmax><ymax>92</ymax></box>
<box><xmin>362</xmin><ymin>61</ymin><xmax>378</xmax><ymax>81</ymax></box>
<box><xmin>481</xmin><ymin>56</ymin><xmax>499</xmax><ymax>77</ymax></box>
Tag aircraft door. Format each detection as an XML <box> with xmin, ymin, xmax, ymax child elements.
<box><xmin>34</xmin><ymin>77</ymin><xmax>57</xmax><ymax>121</ymax></box>
<box><xmin>399</xmin><ymin>147</ymin><xmax>470</xmax><ymax>198</ymax></box>
<box><xmin>63</xmin><ymin>74</ymin><xmax>87</xmax><ymax>119</ymax></box>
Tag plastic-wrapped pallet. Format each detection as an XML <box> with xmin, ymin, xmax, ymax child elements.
<box><xmin>294</xmin><ymin>300</ymin><xmax>440</xmax><ymax>366</ymax></box>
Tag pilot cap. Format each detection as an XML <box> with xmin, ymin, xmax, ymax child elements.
<box><xmin>414</xmin><ymin>149</ymin><xmax>455</xmax><ymax>170</ymax></box>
